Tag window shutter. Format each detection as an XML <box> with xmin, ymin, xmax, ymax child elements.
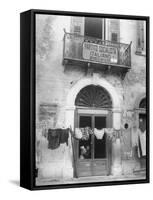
<box><xmin>70</xmin><ymin>17</ymin><xmax>84</xmax><ymax>35</ymax></box>
<box><xmin>109</xmin><ymin>19</ymin><xmax>120</xmax><ymax>42</ymax></box>
<box><xmin>136</xmin><ymin>21</ymin><xmax>145</xmax><ymax>52</ymax></box>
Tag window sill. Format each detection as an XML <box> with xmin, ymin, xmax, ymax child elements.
<box><xmin>135</xmin><ymin>51</ymin><xmax>146</xmax><ymax>57</ymax></box>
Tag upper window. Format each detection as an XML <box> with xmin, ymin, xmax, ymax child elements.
<box><xmin>136</xmin><ymin>21</ymin><xmax>146</xmax><ymax>55</ymax></box>
<box><xmin>70</xmin><ymin>17</ymin><xmax>120</xmax><ymax>43</ymax></box>
<box><xmin>84</xmin><ymin>17</ymin><xmax>103</xmax><ymax>39</ymax></box>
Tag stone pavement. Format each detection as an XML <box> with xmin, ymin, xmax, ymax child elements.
<box><xmin>36</xmin><ymin>174</ymin><xmax>146</xmax><ymax>186</ymax></box>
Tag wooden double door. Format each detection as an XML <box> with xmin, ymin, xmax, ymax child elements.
<box><xmin>74</xmin><ymin>112</ymin><xmax>111</xmax><ymax>177</ymax></box>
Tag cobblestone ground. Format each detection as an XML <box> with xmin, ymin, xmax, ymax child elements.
<box><xmin>36</xmin><ymin>173</ymin><xmax>146</xmax><ymax>186</ymax></box>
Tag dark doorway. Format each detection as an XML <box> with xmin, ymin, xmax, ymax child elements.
<box><xmin>76</xmin><ymin>114</ymin><xmax>108</xmax><ymax>177</ymax></box>
<box><xmin>139</xmin><ymin>114</ymin><xmax>146</xmax><ymax>132</ymax></box>
<box><xmin>94</xmin><ymin>116</ymin><xmax>106</xmax><ymax>159</ymax></box>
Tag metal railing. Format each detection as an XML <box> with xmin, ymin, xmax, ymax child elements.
<box><xmin>63</xmin><ymin>32</ymin><xmax>131</xmax><ymax>68</ymax></box>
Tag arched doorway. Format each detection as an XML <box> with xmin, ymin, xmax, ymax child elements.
<box><xmin>139</xmin><ymin>97</ymin><xmax>146</xmax><ymax>133</ymax></box>
<box><xmin>134</xmin><ymin>94</ymin><xmax>146</xmax><ymax>132</ymax></box>
<box><xmin>134</xmin><ymin>94</ymin><xmax>146</xmax><ymax>170</ymax></box>
<box><xmin>74</xmin><ymin>85</ymin><xmax>112</xmax><ymax>177</ymax></box>
<box><xmin>65</xmin><ymin>76</ymin><xmax>122</xmax><ymax>177</ymax></box>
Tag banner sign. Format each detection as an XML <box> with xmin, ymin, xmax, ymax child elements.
<box><xmin>83</xmin><ymin>42</ymin><xmax>118</xmax><ymax>64</ymax></box>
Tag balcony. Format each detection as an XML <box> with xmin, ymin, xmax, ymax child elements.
<box><xmin>63</xmin><ymin>32</ymin><xmax>132</xmax><ymax>73</ymax></box>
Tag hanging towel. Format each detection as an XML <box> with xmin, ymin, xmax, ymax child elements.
<box><xmin>94</xmin><ymin>128</ymin><xmax>105</xmax><ymax>140</ymax></box>
<box><xmin>60</xmin><ymin>128</ymin><xmax>69</xmax><ymax>146</ymax></box>
<box><xmin>47</xmin><ymin>129</ymin><xmax>60</xmax><ymax>150</ymax></box>
<box><xmin>139</xmin><ymin>130</ymin><xmax>146</xmax><ymax>156</ymax></box>
<box><xmin>75</xmin><ymin>128</ymin><xmax>83</xmax><ymax>139</ymax></box>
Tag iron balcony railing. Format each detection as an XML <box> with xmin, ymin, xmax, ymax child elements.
<box><xmin>63</xmin><ymin>32</ymin><xmax>132</xmax><ymax>68</ymax></box>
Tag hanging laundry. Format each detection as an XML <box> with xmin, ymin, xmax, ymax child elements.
<box><xmin>94</xmin><ymin>128</ymin><xmax>105</xmax><ymax>140</ymax></box>
<box><xmin>60</xmin><ymin>128</ymin><xmax>69</xmax><ymax>146</ymax></box>
<box><xmin>139</xmin><ymin>130</ymin><xmax>146</xmax><ymax>156</ymax></box>
<box><xmin>81</xmin><ymin>128</ymin><xmax>90</xmax><ymax>140</ymax></box>
<box><xmin>121</xmin><ymin>128</ymin><xmax>132</xmax><ymax>152</ymax></box>
<box><xmin>47</xmin><ymin>129</ymin><xmax>60</xmax><ymax>150</ymax></box>
<box><xmin>114</xmin><ymin>129</ymin><xmax>122</xmax><ymax>138</ymax></box>
<box><xmin>131</xmin><ymin>127</ymin><xmax>141</xmax><ymax>147</ymax></box>
<box><xmin>120</xmin><ymin>128</ymin><xmax>133</xmax><ymax>159</ymax></box>
<box><xmin>75</xmin><ymin>128</ymin><xmax>83</xmax><ymax>139</ymax></box>
<box><xmin>131</xmin><ymin>128</ymin><xmax>143</xmax><ymax>158</ymax></box>
<box><xmin>85</xmin><ymin>126</ymin><xmax>93</xmax><ymax>135</ymax></box>
<box><xmin>104</xmin><ymin>128</ymin><xmax>114</xmax><ymax>139</ymax></box>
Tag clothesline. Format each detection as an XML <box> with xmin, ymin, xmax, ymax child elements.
<box><xmin>71</xmin><ymin>127</ymin><xmax>126</xmax><ymax>141</ymax></box>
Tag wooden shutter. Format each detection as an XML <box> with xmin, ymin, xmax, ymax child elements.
<box><xmin>108</xmin><ymin>19</ymin><xmax>120</xmax><ymax>42</ymax></box>
<box><xmin>70</xmin><ymin>16</ymin><xmax>84</xmax><ymax>35</ymax></box>
<box><xmin>136</xmin><ymin>21</ymin><xmax>145</xmax><ymax>52</ymax></box>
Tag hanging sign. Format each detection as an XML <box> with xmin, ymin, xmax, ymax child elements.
<box><xmin>83</xmin><ymin>42</ymin><xmax>118</xmax><ymax>64</ymax></box>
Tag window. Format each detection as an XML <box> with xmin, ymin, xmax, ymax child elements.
<box><xmin>136</xmin><ymin>21</ymin><xmax>146</xmax><ymax>55</ymax></box>
<box><xmin>84</xmin><ymin>17</ymin><xmax>103</xmax><ymax>39</ymax></box>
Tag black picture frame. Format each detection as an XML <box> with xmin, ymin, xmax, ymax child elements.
<box><xmin>20</xmin><ymin>9</ymin><xmax>150</xmax><ymax>190</ymax></box>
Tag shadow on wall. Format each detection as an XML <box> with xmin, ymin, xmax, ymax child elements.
<box><xmin>9</xmin><ymin>180</ymin><xmax>20</xmax><ymax>186</ymax></box>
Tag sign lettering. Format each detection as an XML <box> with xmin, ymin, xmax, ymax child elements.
<box><xmin>83</xmin><ymin>42</ymin><xmax>118</xmax><ymax>64</ymax></box>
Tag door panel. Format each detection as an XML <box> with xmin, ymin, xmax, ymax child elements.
<box><xmin>77</xmin><ymin>115</ymin><xmax>92</xmax><ymax>177</ymax></box>
<box><xmin>92</xmin><ymin>160</ymin><xmax>108</xmax><ymax>176</ymax></box>
<box><xmin>76</xmin><ymin>114</ymin><xmax>109</xmax><ymax>177</ymax></box>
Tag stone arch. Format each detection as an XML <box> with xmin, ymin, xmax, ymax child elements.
<box><xmin>65</xmin><ymin>75</ymin><xmax>122</xmax><ymax>130</ymax></box>
<box><xmin>134</xmin><ymin>92</ymin><xmax>146</xmax><ymax>109</ymax></box>
<box><xmin>66</xmin><ymin>76</ymin><xmax>121</xmax><ymax>109</ymax></box>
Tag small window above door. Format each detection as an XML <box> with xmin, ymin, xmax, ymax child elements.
<box><xmin>75</xmin><ymin>85</ymin><xmax>112</xmax><ymax>108</ymax></box>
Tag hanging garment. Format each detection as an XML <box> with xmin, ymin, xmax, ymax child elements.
<box><xmin>131</xmin><ymin>128</ymin><xmax>141</xmax><ymax>147</ymax></box>
<box><xmin>121</xmin><ymin>128</ymin><xmax>132</xmax><ymax>152</ymax></box>
<box><xmin>47</xmin><ymin>129</ymin><xmax>60</xmax><ymax>150</ymax></box>
<box><xmin>114</xmin><ymin>129</ymin><xmax>122</xmax><ymax>138</ymax></box>
<box><xmin>120</xmin><ymin>128</ymin><xmax>133</xmax><ymax>159</ymax></box>
<box><xmin>81</xmin><ymin>128</ymin><xmax>89</xmax><ymax>140</ymax></box>
<box><xmin>75</xmin><ymin>128</ymin><xmax>83</xmax><ymax>139</ymax></box>
<box><xmin>94</xmin><ymin>128</ymin><xmax>105</xmax><ymax>140</ymax></box>
<box><xmin>104</xmin><ymin>128</ymin><xmax>114</xmax><ymax>139</ymax></box>
<box><xmin>139</xmin><ymin>130</ymin><xmax>146</xmax><ymax>156</ymax></box>
<box><xmin>60</xmin><ymin>128</ymin><xmax>69</xmax><ymax>146</ymax></box>
<box><xmin>85</xmin><ymin>127</ymin><xmax>93</xmax><ymax>135</ymax></box>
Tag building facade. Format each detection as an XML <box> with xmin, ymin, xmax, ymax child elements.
<box><xmin>35</xmin><ymin>15</ymin><xmax>146</xmax><ymax>184</ymax></box>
